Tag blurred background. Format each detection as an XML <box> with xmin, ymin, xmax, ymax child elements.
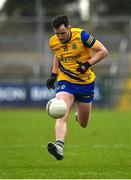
<box><xmin>0</xmin><ymin>0</ymin><xmax>130</xmax><ymax>110</ymax></box>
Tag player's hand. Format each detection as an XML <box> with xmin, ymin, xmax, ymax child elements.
<box><xmin>76</xmin><ymin>61</ymin><xmax>91</xmax><ymax>74</ymax></box>
<box><xmin>46</xmin><ymin>73</ymin><xmax>57</xmax><ymax>89</ymax></box>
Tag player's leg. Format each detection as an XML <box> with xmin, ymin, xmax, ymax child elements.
<box><xmin>75</xmin><ymin>81</ymin><xmax>94</xmax><ymax>127</ymax></box>
<box><xmin>47</xmin><ymin>91</ymin><xmax>74</xmax><ymax>160</ymax></box>
<box><xmin>75</xmin><ymin>101</ymin><xmax>92</xmax><ymax>128</ymax></box>
<box><xmin>55</xmin><ymin>91</ymin><xmax>74</xmax><ymax>141</ymax></box>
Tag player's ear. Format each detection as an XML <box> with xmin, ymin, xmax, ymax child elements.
<box><xmin>68</xmin><ymin>24</ymin><xmax>71</xmax><ymax>29</ymax></box>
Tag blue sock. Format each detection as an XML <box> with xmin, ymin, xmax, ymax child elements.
<box><xmin>56</xmin><ymin>140</ymin><xmax>64</xmax><ymax>149</ymax></box>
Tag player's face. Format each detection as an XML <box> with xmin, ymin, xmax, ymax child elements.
<box><xmin>54</xmin><ymin>24</ymin><xmax>71</xmax><ymax>44</ymax></box>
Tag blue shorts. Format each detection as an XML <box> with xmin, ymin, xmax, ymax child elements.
<box><xmin>56</xmin><ymin>80</ymin><xmax>94</xmax><ymax>103</ymax></box>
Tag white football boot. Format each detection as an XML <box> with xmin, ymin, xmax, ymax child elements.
<box><xmin>47</xmin><ymin>142</ymin><xmax>63</xmax><ymax>160</ymax></box>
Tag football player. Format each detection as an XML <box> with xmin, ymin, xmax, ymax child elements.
<box><xmin>47</xmin><ymin>15</ymin><xmax>108</xmax><ymax>160</ymax></box>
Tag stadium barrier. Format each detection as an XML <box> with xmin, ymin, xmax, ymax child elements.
<box><xmin>0</xmin><ymin>81</ymin><xmax>102</xmax><ymax>107</ymax></box>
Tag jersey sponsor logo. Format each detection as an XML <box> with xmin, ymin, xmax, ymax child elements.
<box><xmin>58</xmin><ymin>54</ymin><xmax>81</xmax><ymax>62</ymax></box>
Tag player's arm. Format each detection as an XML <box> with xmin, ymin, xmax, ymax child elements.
<box><xmin>52</xmin><ymin>55</ymin><xmax>59</xmax><ymax>74</ymax></box>
<box><xmin>46</xmin><ymin>56</ymin><xmax>59</xmax><ymax>89</ymax></box>
<box><xmin>76</xmin><ymin>31</ymin><xmax>108</xmax><ymax>74</ymax></box>
<box><xmin>88</xmin><ymin>40</ymin><xmax>108</xmax><ymax>66</ymax></box>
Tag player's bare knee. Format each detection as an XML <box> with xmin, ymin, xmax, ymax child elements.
<box><xmin>58</xmin><ymin>112</ymin><xmax>68</xmax><ymax>122</ymax></box>
<box><xmin>79</xmin><ymin>119</ymin><xmax>88</xmax><ymax>128</ymax></box>
<box><xmin>80</xmin><ymin>122</ymin><xmax>87</xmax><ymax>128</ymax></box>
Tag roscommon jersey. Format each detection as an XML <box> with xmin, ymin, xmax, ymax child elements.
<box><xmin>49</xmin><ymin>28</ymin><xmax>99</xmax><ymax>84</ymax></box>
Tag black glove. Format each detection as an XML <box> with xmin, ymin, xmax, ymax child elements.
<box><xmin>76</xmin><ymin>61</ymin><xmax>91</xmax><ymax>74</ymax></box>
<box><xmin>46</xmin><ymin>73</ymin><xmax>57</xmax><ymax>89</ymax></box>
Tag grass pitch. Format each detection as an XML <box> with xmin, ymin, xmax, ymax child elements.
<box><xmin>0</xmin><ymin>109</ymin><xmax>131</xmax><ymax>179</ymax></box>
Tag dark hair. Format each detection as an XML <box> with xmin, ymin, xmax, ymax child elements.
<box><xmin>52</xmin><ymin>15</ymin><xmax>69</xmax><ymax>29</ymax></box>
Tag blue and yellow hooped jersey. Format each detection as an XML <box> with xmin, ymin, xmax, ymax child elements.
<box><xmin>49</xmin><ymin>28</ymin><xmax>98</xmax><ymax>84</ymax></box>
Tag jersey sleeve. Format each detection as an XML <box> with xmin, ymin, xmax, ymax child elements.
<box><xmin>81</xmin><ymin>31</ymin><xmax>96</xmax><ymax>48</ymax></box>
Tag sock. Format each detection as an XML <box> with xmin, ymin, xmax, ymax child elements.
<box><xmin>56</xmin><ymin>140</ymin><xmax>64</xmax><ymax>149</ymax></box>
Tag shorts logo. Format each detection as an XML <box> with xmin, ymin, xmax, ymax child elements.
<box><xmin>57</xmin><ymin>85</ymin><xmax>66</xmax><ymax>90</ymax></box>
<box><xmin>83</xmin><ymin>94</ymin><xmax>94</xmax><ymax>98</ymax></box>
<box><xmin>61</xmin><ymin>85</ymin><xmax>66</xmax><ymax>89</ymax></box>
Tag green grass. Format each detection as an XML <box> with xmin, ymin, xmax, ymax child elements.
<box><xmin>0</xmin><ymin>109</ymin><xmax>131</xmax><ymax>179</ymax></box>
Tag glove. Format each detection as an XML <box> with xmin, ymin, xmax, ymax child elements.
<box><xmin>46</xmin><ymin>73</ymin><xmax>57</xmax><ymax>89</ymax></box>
<box><xmin>76</xmin><ymin>61</ymin><xmax>91</xmax><ymax>74</ymax></box>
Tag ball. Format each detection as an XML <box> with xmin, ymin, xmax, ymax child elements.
<box><xmin>46</xmin><ymin>98</ymin><xmax>67</xmax><ymax>119</ymax></box>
